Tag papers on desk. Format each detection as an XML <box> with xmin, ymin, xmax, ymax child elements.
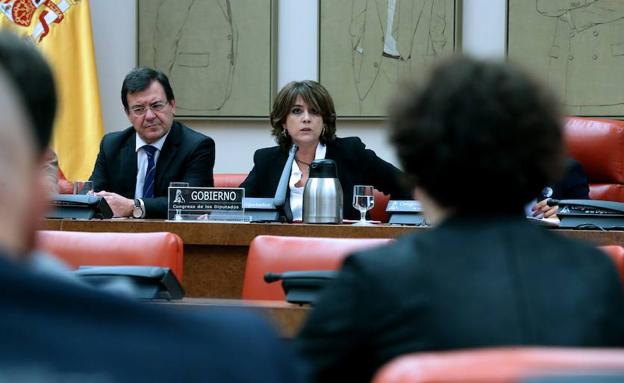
<box><xmin>525</xmin><ymin>198</ymin><xmax>560</xmax><ymax>227</ymax></box>
<box><xmin>526</xmin><ymin>216</ymin><xmax>560</xmax><ymax>227</ymax></box>
<box><xmin>342</xmin><ymin>219</ymin><xmax>382</xmax><ymax>224</ymax></box>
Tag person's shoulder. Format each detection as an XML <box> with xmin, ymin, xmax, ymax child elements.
<box><xmin>253</xmin><ymin>145</ymin><xmax>284</xmax><ymax>161</ymax></box>
<box><xmin>570</xmin><ymin>158</ymin><xmax>589</xmax><ymax>179</ymax></box>
<box><xmin>327</xmin><ymin>137</ymin><xmax>369</xmax><ymax>165</ymax></box>
<box><xmin>529</xmin><ymin>224</ymin><xmax>622</xmax><ymax>291</ymax></box>
<box><xmin>566</xmin><ymin>157</ymin><xmax>582</xmax><ymax>168</ymax></box>
<box><xmin>330</xmin><ymin>136</ymin><xmax>365</xmax><ymax>152</ymax></box>
<box><xmin>536</xmin><ymin>223</ymin><xmax>607</xmax><ymax>258</ymax></box>
<box><xmin>330</xmin><ymin>234</ymin><xmax>430</xmax><ymax>306</ymax></box>
<box><xmin>563</xmin><ymin>157</ymin><xmax>587</xmax><ymax>176</ymax></box>
<box><xmin>175</xmin><ymin>121</ymin><xmax>214</xmax><ymax>144</ymax></box>
<box><xmin>345</xmin><ymin>233</ymin><xmax>424</xmax><ymax>278</ymax></box>
<box><xmin>101</xmin><ymin>126</ymin><xmax>134</xmax><ymax>146</ymax></box>
<box><xmin>505</xmin><ymin>219</ymin><xmax>616</xmax><ymax>274</ymax></box>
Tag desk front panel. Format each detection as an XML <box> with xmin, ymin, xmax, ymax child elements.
<box><xmin>42</xmin><ymin>219</ymin><xmax>624</xmax><ymax>298</ymax></box>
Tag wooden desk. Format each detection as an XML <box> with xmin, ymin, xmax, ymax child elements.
<box><xmin>149</xmin><ymin>298</ymin><xmax>309</xmax><ymax>337</ymax></box>
<box><xmin>42</xmin><ymin>219</ymin><xmax>624</xmax><ymax>298</ymax></box>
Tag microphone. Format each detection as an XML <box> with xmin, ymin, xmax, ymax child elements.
<box><xmin>264</xmin><ymin>272</ymin><xmax>283</xmax><ymax>283</ymax></box>
<box><xmin>273</xmin><ymin>144</ymin><xmax>298</xmax><ymax>221</ymax></box>
<box><xmin>546</xmin><ymin>198</ymin><xmax>560</xmax><ymax>207</ymax></box>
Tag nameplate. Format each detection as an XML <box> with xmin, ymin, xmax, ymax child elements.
<box><xmin>243</xmin><ymin>197</ymin><xmax>276</xmax><ymax>210</ymax></box>
<box><xmin>167</xmin><ymin>187</ymin><xmax>244</xmax><ymax>221</ymax></box>
<box><xmin>385</xmin><ymin>200</ymin><xmax>423</xmax><ymax>213</ymax></box>
<box><xmin>386</xmin><ymin>200</ymin><xmax>425</xmax><ymax>226</ymax></box>
<box><xmin>48</xmin><ymin>194</ymin><xmax>113</xmax><ymax>220</ymax></box>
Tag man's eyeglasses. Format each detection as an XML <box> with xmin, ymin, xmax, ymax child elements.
<box><xmin>130</xmin><ymin>101</ymin><xmax>168</xmax><ymax>116</ymax></box>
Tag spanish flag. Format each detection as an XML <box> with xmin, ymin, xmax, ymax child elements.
<box><xmin>0</xmin><ymin>0</ymin><xmax>104</xmax><ymax>180</ymax></box>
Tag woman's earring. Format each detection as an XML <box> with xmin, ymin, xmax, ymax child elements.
<box><xmin>282</xmin><ymin>129</ymin><xmax>288</xmax><ymax>137</ymax></box>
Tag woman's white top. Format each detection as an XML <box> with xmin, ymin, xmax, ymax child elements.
<box><xmin>289</xmin><ymin>143</ymin><xmax>327</xmax><ymax>221</ymax></box>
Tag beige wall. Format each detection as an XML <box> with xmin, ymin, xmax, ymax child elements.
<box><xmin>89</xmin><ymin>0</ymin><xmax>506</xmax><ymax>173</ymax></box>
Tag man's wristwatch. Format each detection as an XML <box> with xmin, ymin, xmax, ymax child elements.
<box><xmin>132</xmin><ymin>198</ymin><xmax>145</xmax><ymax>219</ymax></box>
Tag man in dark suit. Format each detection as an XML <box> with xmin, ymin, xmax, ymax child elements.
<box><xmin>90</xmin><ymin>67</ymin><xmax>215</xmax><ymax>218</ymax></box>
<box><xmin>296</xmin><ymin>56</ymin><xmax>624</xmax><ymax>382</ymax></box>
<box><xmin>0</xmin><ymin>31</ymin><xmax>303</xmax><ymax>382</ymax></box>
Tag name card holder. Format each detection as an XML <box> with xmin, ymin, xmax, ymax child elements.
<box><xmin>243</xmin><ymin>197</ymin><xmax>281</xmax><ymax>222</ymax></box>
<box><xmin>167</xmin><ymin>187</ymin><xmax>247</xmax><ymax>222</ymax></box>
<box><xmin>47</xmin><ymin>194</ymin><xmax>113</xmax><ymax>220</ymax></box>
<box><xmin>385</xmin><ymin>200</ymin><xmax>427</xmax><ymax>226</ymax></box>
<box><xmin>557</xmin><ymin>199</ymin><xmax>624</xmax><ymax>230</ymax></box>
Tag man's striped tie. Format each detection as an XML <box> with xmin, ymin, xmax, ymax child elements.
<box><xmin>142</xmin><ymin>145</ymin><xmax>157</xmax><ymax>199</ymax></box>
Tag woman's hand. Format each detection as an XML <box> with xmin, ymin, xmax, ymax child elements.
<box><xmin>532</xmin><ymin>198</ymin><xmax>558</xmax><ymax>219</ymax></box>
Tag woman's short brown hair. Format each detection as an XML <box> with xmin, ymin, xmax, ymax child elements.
<box><xmin>270</xmin><ymin>80</ymin><xmax>337</xmax><ymax>150</ymax></box>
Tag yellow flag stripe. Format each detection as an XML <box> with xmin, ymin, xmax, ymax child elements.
<box><xmin>0</xmin><ymin>0</ymin><xmax>104</xmax><ymax>181</ymax></box>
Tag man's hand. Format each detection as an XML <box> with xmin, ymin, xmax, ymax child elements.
<box><xmin>95</xmin><ymin>191</ymin><xmax>134</xmax><ymax>217</ymax></box>
<box><xmin>532</xmin><ymin>198</ymin><xmax>558</xmax><ymax>219</ymax></box>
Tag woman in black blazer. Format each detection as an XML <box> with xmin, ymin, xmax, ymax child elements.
<box><xmin>240</xmin><ymin>80</ymin><xmax>409</xmax><ymax>221</ymax></box>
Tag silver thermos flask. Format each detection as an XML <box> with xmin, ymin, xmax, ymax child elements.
<box><xmin>303</xmin><ymin>159</ymin><xmax>343</xmax><ymax>224</ymax></box>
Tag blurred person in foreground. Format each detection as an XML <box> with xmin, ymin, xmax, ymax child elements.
<box><xmin>296</xmin><ymin>56</ymin><xmax>624</xmax><ymax>383</ymax></box>
<box><xmin>0</xmin><ymin>30</ymin><xmax>303</xmax><ymax>382</ymax></box>
<box><xmin>240</xmin><ymin>80</ymin><xmax>410</xmax><ymax>221</ymax></box>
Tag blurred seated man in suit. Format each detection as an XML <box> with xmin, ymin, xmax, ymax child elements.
<box><xmin>0</xmin><ymin>31</ymin><xmax>303</xmax><ymax>382</ymax></box>
<box><xmin>296</xmin><ymin>56</ymin><xmax>624</xmax><ymax>383</ymax></box>
<box><xmin>90</xmin><ymin>67</ymin><xmax>215</xmax><ymax>218</ymax></box>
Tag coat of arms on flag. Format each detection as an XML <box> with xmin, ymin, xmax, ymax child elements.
<box><xmin>0</xmin><ymin>0</ymin><xmax>79</xmax><ymax>42</ymax></box>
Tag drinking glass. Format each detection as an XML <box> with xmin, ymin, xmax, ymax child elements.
<box><xmin>170</xmin><ymin>182</ymin><xmax>189</xmax><ymax>220</ymax></box>
<box><xmin>352</xmin><ymin>185</ymin><xmax>375</xmax><ymax>225</ymax></box>
<box><xmin>73</xmin><ymin>181</ymin><xmax>94</xmax><ymax>195</ymax></box>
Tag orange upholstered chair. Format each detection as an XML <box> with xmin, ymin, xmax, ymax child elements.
<box><xmin>242</xmin><ymin>235</ymin><xmax>393</xmax><ymax>300</ymax></box>
<box><xmin>57</xmin><ymin>166</ymin><xmax>73</xmax><ymax>194</ymax></box>
<box><xmin>564</xmin><ymin>117</ymin><xmax>624</xmax><ymax>201</ymax></box>
<box><xmin>371</xmin><ymin>189</ymin><xmax>391</xmax><ymax>222</ymax></box>
<box><xmin>35</xmin><ymin>231</ymin><xmax>184</xmax><ymax>282</ymax></box>
<box><xmin>214</xmin><ymin>173</ymin><xmax>247</xmax><ymax>188</ymax></box>
<box><xmin>373</xmin><ymin>347</ymin><xmax>624</xmax><ymax>383</ymax></box>
<box><xmin>601</xmin><ymin>245</ymin><xmax>624</xmax><ymax>284</ymax></box>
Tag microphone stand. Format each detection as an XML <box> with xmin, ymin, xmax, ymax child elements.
<box><xmin>273</xmin><ymin>144</ymin><xmax>298</xmax><ymax>222</ymax></box>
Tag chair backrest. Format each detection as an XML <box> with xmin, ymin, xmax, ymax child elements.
<box><xmin>36</xmin><ymin>231</ymin><xmax>184</xmax><ymax>282</ymax></box>
<box><xmin>57</xmin><ymin>168</ymin><xmax>73</xmax><ymax>194</ymax></box>
<box><xmin>564</xmin><ymin>117</ymin><xmax>624</xmax><ymax>201</ymax></box>
<box><xmin>373</xmin><ymin>347</ymin><xmax>624</xmax><ymax>383</ymax></box>
<box><xmin>242</xmin><ymin>235</ymin><xmax>394</xmax><ymax>300</ymax></box>
<box><xmin>371</xmin><ymin>189</ymin><xmax>391</xmax><ymax>222</ymax></box>
<box><xmin>214</xmin><ymin>173</ymin><xmax>247</xmax><ymax>188</ymax></box>
<box><xmin>600</xmin><ymin>245</ymin><xmax>624</xmax><ymax>284</ymax></box>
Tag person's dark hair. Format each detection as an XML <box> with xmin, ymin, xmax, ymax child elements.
<box><xmin>390</xmin><ymin>56</ymin><xmax>564</xmax><ymax>214</ymax></box>
<box><xmin>270</xmin><ymin>80</ymin><xmax>337</xmax><ymax>150</ymax></box>
<box><xmin>121</xmin><ymin>67</ymin><xmax>175</xmax><ymax>111</ymax></box>
<box><xmin>0</xmin><ymin>30</ymin><xmax>56</xmax><ymax>154</ymax></box>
